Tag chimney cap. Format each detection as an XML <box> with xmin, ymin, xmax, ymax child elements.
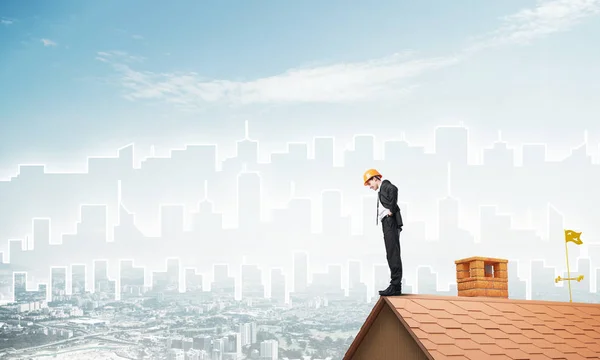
<box><xmin>455</xmin><ymin>256</ymin><xmax>508</xmax><ymax>265</ymax></box>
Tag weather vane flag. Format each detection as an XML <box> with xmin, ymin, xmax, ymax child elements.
<box><xmin>554</xmin><ymin>229</ymin><xmax>584</xmax><ymax>302</ymax></box>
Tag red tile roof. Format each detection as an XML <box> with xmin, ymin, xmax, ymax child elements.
<box><xmin>345</xmin><ymin>294</ymin><xmax>600</xmax><ymax>359</ymax></box>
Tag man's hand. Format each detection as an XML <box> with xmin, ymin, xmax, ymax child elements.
<box><xmin>388</xmin><ymin>210</ymin><xmax>392</xmax><ymax>216</ymax></box>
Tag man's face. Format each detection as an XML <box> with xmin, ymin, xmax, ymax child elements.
<box><xmin>367</xmin><ymin>178</ymin><xmax>379</xmax><ymax>191</ymax></box>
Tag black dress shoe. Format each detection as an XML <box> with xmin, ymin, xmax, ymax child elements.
<box><xmin>380</xmin><ymin>285</ymin><xmax>402</xmax><ymax>296</ymax></box>
<box><xmin>378</xmin><ymin>285</ymin><xmax>393</xmax><ymax>295</ymax></box>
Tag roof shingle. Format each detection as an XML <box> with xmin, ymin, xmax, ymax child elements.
<box><xmin>385</xmin><ymin>294</ymin><xmax>600</xmax><ymax>359</ymax></box>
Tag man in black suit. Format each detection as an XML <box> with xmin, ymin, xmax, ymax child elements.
<box><xmin>363</xmin><ymin>168</ymin><xmax>403</xmax><ymax>296</ymax></box>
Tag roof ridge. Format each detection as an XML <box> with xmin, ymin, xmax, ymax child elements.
<box><xmin>383</xmin><ymin>294</ymin><xmax>600</xmax><ymax>307</ymax></box>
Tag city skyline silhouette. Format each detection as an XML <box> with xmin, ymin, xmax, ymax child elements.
<box><xmin>1</xmin><ymin>122</ymin><xmax>599</xmax><ymax>306</ymax></box>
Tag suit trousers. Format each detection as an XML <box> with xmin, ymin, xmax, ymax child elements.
<box><xmin>382</xmin><ymin>216</ymin><xmax>403</xmax><ymax>287</ymax></box>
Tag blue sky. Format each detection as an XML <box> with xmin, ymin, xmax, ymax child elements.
<box><xmin>1</xmin><ymin>0</ymin><xmax>600</xmax><ymax>173</ymax></box>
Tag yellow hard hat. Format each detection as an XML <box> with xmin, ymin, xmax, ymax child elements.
<box><xmin>363</xmin><ymin>168</ymin><xmax>382</xmax><ymax>185</ymax></box>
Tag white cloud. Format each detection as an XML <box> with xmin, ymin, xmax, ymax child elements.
<box><xmin>132</xmin><ymin>34</ymin><xmax>144</xmax><ymax>40</ymax></box>
<box><xmin>99</xmin><ymin>0</ymin><xmax>600</xmax><ymax>109</ymax></box>
<box><xmin>1</xmin><ymin>18</ymin><xmax>14</xmax><ymax>26</ymax></box>
<box><xmin>101</xmin><ymin>51</ymin><xmax>459</xmax><ymax>108</ymax></box>
<box><xmin>96</xmin><ymin>50</ymin><xmax>145</xmax><ymax>63</ymax></box>
<box><xmin>41</xmin><ymin>38</ymin><xmax>57</xmax><ymax>47</ymax></box>
<box><xmin>467</xmin><ymin>0</ymin><xmax>600</xmax><ymax>51</ymax></box>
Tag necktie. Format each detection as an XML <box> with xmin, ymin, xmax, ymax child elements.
<box><xmin>376</xmin><ymin>196</ymin><xmax>380</xmax><ymax>225</ymax></box>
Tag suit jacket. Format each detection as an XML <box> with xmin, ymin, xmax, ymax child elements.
<box><xmin>379</xmin><ymin>179</ymin><xmax>404</xmax><ymax>229</ymax></box>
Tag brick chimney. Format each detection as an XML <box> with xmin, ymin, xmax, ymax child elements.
<box><xmin>455</xmin><ymin>256</ymin><xmax>508</xmax><ymax>298</ymax></box>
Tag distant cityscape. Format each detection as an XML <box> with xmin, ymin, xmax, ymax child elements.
<box><xmin>1</xmin><ymin>122</ymin><xmax>600</xmax><ymax>359</ymax></box>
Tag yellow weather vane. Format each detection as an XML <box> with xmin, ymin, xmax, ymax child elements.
<box><xmin>554</xmin><ymin>229</ymin><xmax>584</xmax><ymax>302</ymax></box>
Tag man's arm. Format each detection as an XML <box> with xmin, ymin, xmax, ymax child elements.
<box><xmin>387</xmin><ymin>182</ymin><xmax>404</xmax><ymax>228</ymax></box>
<box><xmin>384</xmin><ymin>182</ymin><xmax>401</xmax><ymax>214</ymax></box>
